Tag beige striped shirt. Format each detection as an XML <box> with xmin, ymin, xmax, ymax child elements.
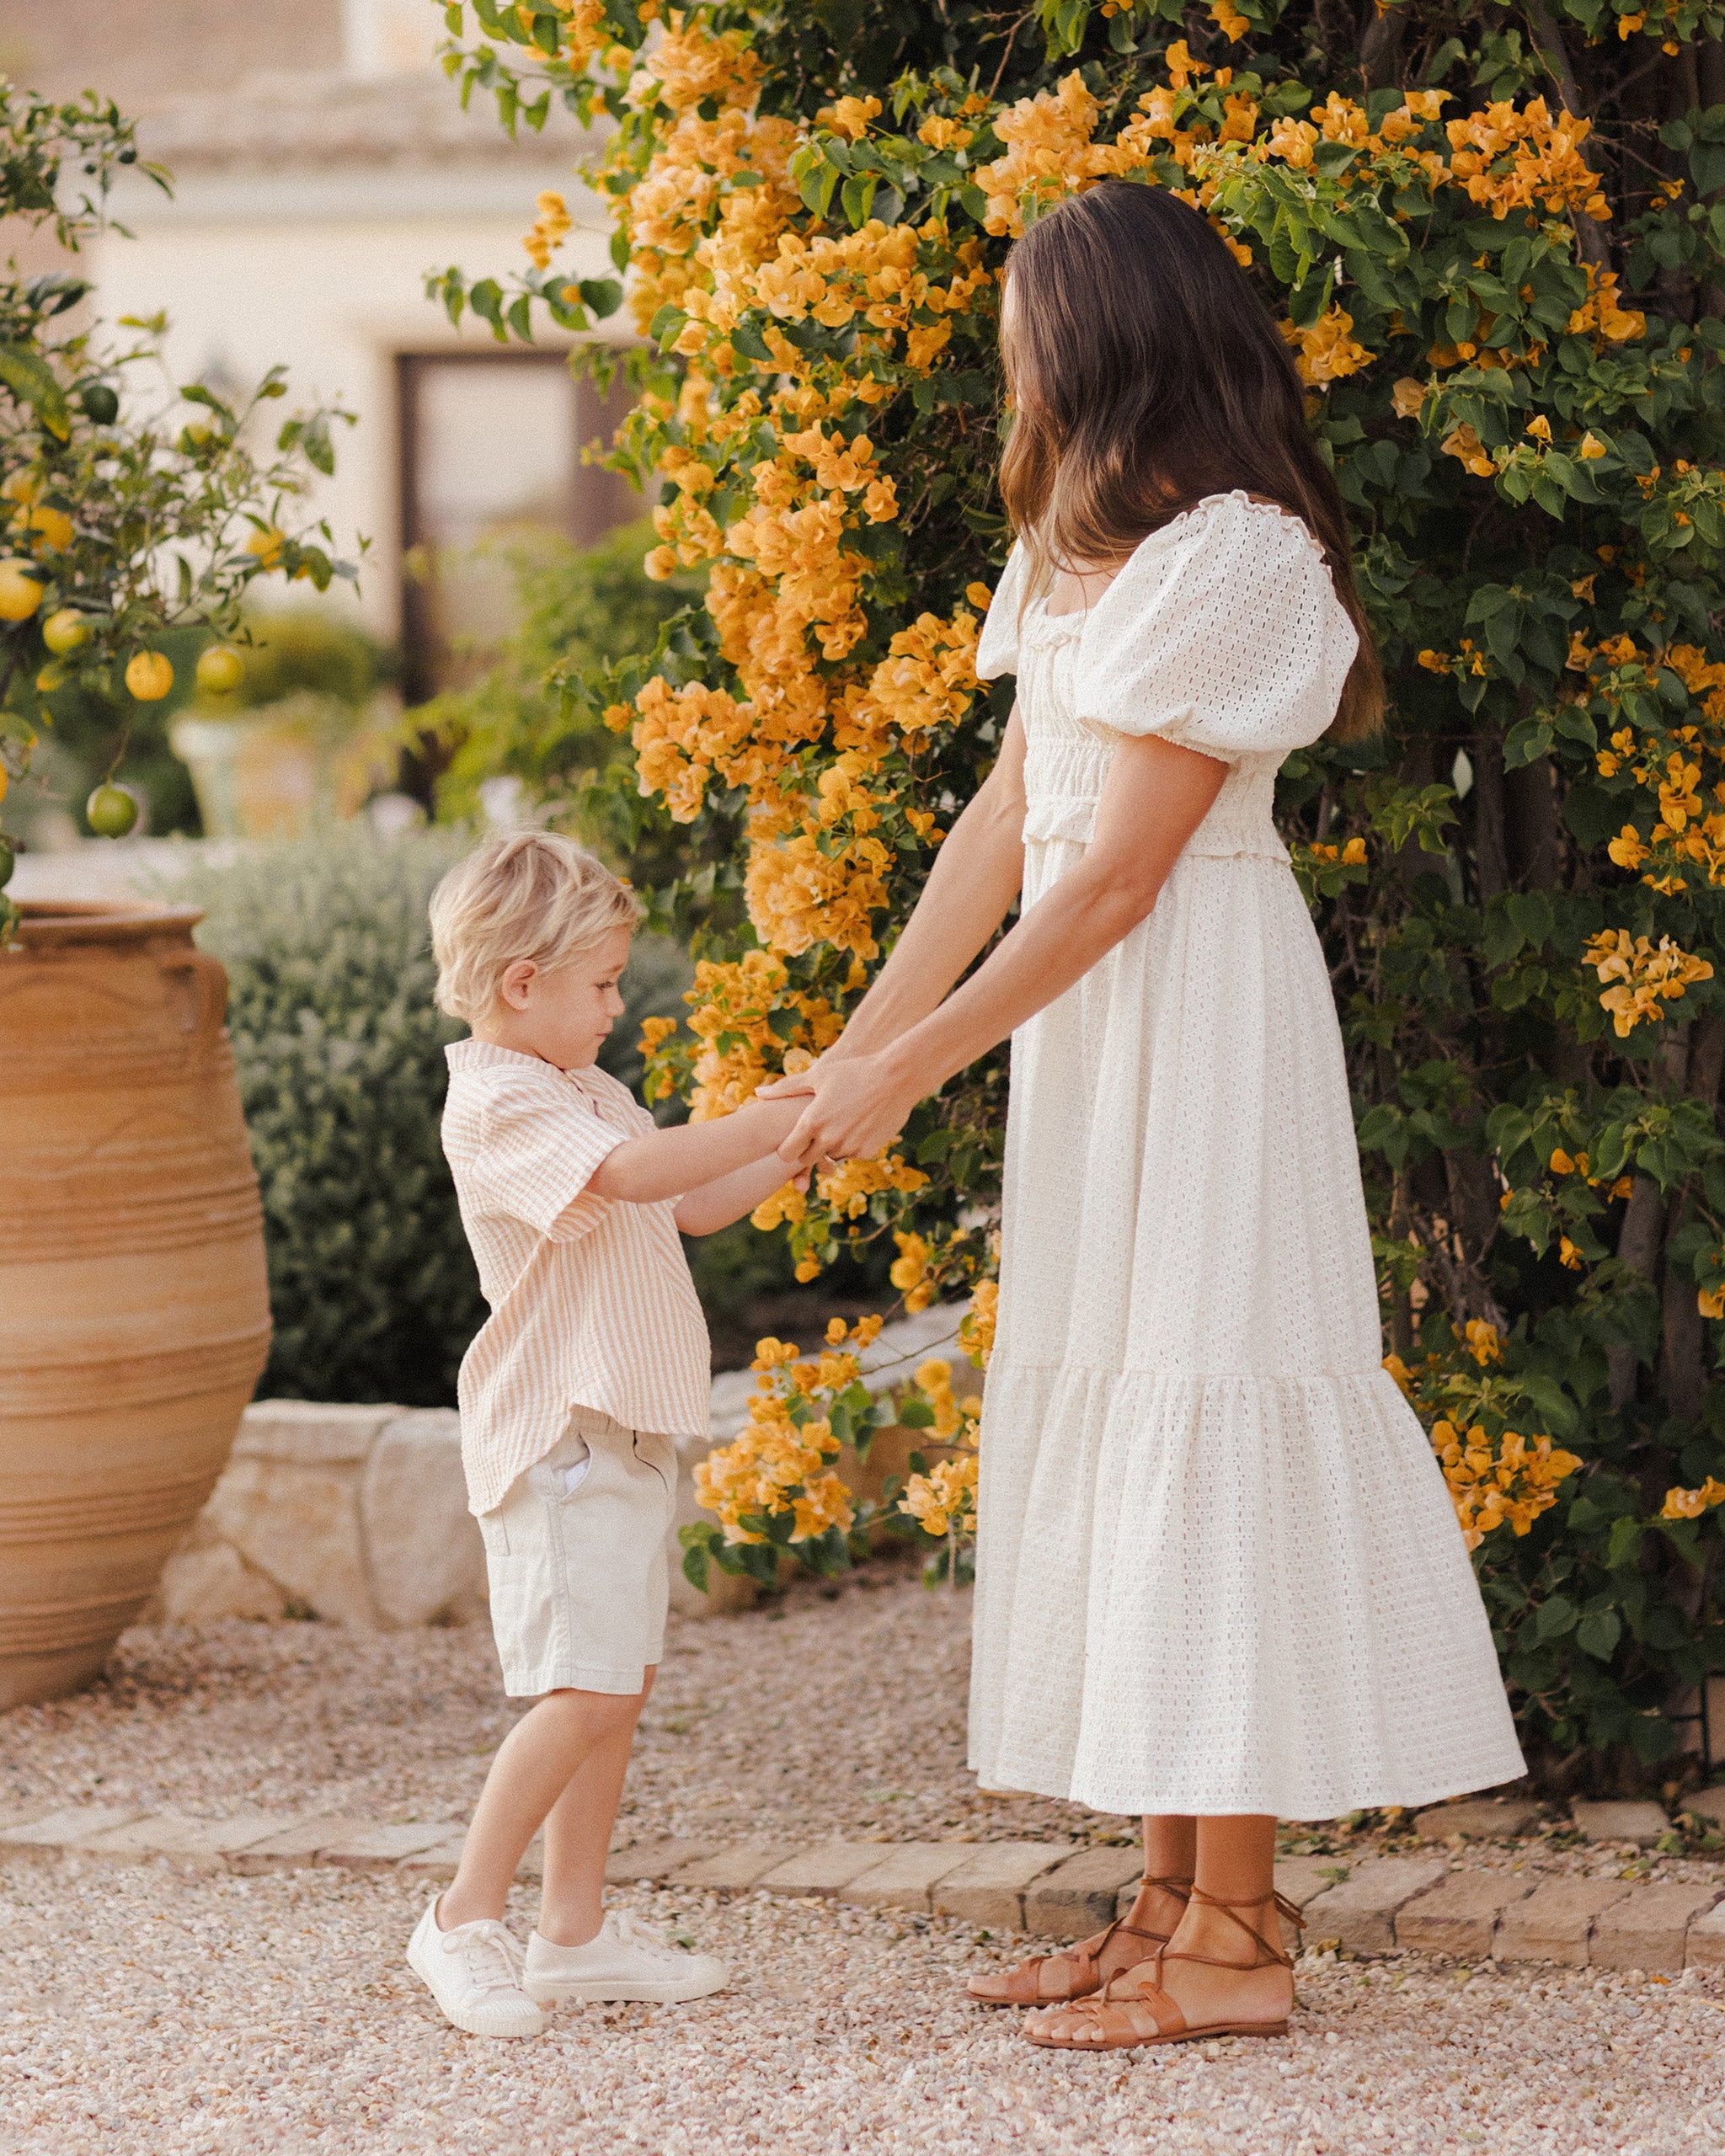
<box><xmin>441</xmin><ymin>1040</ymin><xmax>711</xmax><ymax>1517</ymax></box>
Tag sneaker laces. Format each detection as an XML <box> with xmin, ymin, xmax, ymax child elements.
<box><xmin>446</xmin><ymin>1917</ymin><xmax>527</xmax><ymax>1993</ymax></box>
<box><xmin>605</xmin><ymin>1910</ymin><xmax>691</xmax><ymax>1965</ymax></box>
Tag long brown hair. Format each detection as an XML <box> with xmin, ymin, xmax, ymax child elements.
<box><xmin>998</xmin><ymin>180</ymin><xmax>1383</xmax><ymax>744</ymax></box>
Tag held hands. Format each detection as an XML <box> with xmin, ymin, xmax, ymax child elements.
<box><xmin>756</xmin><ymin>1051</ymin><xmax>919</xmax><ymax>1171</ymax></box>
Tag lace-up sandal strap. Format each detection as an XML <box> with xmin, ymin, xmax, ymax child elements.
<box><xmin>1022</xmin><ymin>1969</ymin><xmax>1188</xmax><ymax>2051</ymax></box>
<box><xmin>968</xmin><ymin>1876</ymin><xmax>1193</xmax><ymax>2006</ymax></box>
<box><xmin>1168</xmin><ymin>1886</ymin><xmax>1300</xmax><ymax>1972</ymax></box>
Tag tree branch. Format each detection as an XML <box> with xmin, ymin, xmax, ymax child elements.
<box><xmin>1524</xmin><ymin>0</ymin><xmax>1612</xmax><ymax>269</ymax></box>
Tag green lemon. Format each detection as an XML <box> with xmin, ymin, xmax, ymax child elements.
<box><xmin>77</xmin><ymin>382</ymin><xmax>119</xmax><ymax>425</ymax></box>
<box><xmin>195</xmin><ymin>643</ymin><xmax>244</xmax><ymax>696</ymax></box>
<box><xmin>41</xmin><ymin>606</ymin><xmax>91</xmax><ymax>655</ymax></box>
<box><xmin>86</xmin><ymin>782</ymin><xmax>139</xmax><ymax>838</ymax></box>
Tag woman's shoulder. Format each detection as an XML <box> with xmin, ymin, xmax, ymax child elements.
<box><xmin>1130</xmin><ymin>489</ymin><xmax>1325</xmax><ymax>576</ymax></box>
<box><xmin>1095</xmin><ymin>491</ymin><xmax>1333</xmax><ymax>634</ymax></box>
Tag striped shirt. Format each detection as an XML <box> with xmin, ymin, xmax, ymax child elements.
<box><xmin>441</xmin><ymin>1039</ymin><xmax>711</xmax><ymax>1517</ymax></box>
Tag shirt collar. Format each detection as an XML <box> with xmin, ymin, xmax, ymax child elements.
<box><xmin>446</xmin><ymin>1039</ymin><xmax>606</xmax><ymax>1093</ymax></box>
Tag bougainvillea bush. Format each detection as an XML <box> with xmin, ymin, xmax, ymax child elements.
<box><xmin>439</xmin><ymin>0</ymin><xmax>1725</xmax><ymax>1785</ymax></box>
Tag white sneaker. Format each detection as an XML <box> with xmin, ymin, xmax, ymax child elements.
<box><xmin>407</xmin><ymin>1897</ymin><xmax>545</xmax><ymax>2037</ymax></box>
<box><xmin>523</xmin><ymin>1909</ymin><xmax>729</xmax><ymax>2006</ymax></box>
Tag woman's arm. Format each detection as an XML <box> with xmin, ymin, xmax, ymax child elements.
<box><xmin>589</xmin><ymin>1092</ymin><xmax>811</xmax><ymax>1205</ymax></box>
<box><xmin>815</xmin><ymin>705</ymin><xmax>1029</xmax><ymax>1063</ymax></box>
<box><xmin>672</xmin><ymin>1151</ymin><xmax>806</xmax><ymax>1237</ymax></box>
<box><xmin>772</xmin><ymin>730</ymin><xmax>1227</xmax><ymax>1167</ymax></box>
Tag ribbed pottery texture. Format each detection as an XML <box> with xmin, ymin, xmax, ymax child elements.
<box><xmin>0</xmin><ymin>899</ymin><xmax>270</xmax><ymax>1708</ymax></box>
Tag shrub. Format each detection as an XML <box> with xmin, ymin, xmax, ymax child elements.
<box><xmin>181</xmin><ymin>823</ymin><xmax>707</xmax><ymax>1404</ymax></box>
<box><xmin>179</xmin><ymin>825</ymin><xmax>484</xmax><ymax>1405</ymax></box>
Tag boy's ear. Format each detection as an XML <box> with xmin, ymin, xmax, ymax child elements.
<box><xmin>498</xmin><ymin>958</ymin><xmax>537</xmax><ymax>1011</ymax></box>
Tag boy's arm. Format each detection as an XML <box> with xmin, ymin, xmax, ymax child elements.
<box><xmin>586</xmin><ymin>1091</ymin><xmax>812</xmax><ymax>1206</ymax></box>
<box><xmin>672</xmin><ymin>1150</ymin><xmax>809</xmax><ymax>1237</ymax></box>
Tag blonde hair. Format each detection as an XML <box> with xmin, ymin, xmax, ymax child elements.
<box><xmin>430</xmin><ymin>831</ymin><xmax>644</xmax><ymax>1024</ymax></box>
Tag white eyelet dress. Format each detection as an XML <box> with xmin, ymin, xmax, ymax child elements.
<box><xmin>969</xmin><ymin>491</ymin><xmax>1525</xmax><ymax>1819</ymax></box>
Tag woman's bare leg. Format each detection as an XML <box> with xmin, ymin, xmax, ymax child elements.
<box><xmin>967</xmin><ymin>1811</ymin><xmax>1194</xmax><ymax>2002</ymax></box>
<box><xmin>1151</xmin><ymin>1813</ymin><xmax>1290</xmax><ymax>2028</ymax></box>
<box><xmin>1116</xmin><ymin>1812</ymin><xmax>1196</xmax><ymax>1944</ymax></box>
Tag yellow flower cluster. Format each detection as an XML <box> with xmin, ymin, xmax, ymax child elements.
<box><xmin>1282</xmin><ymin>307</ymin><xmax>1372</xmax><ymax>386</ymax></box>
<box><xmin>889</xmin><ymin>1228</ymin><xmax>934</xmax><ymax>1310</ymax></box>
<box><xmin>899</xmin><ymin>1453</ymin><xmax>978</xmax><ymax>1540</ymax></box>
<box><xmin>1431</xmin><ymin>1419</ymin><xmax>1583</xmax><ymax>1550</ymax></box>
<box><xmin>959</xmin><ymin>1278</ymin><xmax>998</xmax><ymax>1367</ymax></box>
<box><xmin>1662</xmin><ymin>1476</ymin><xmax>1725</xmax><ymax>1518</ymax></box>
<box><xmin>895</xmin><ymin>1355</ymin><xmax>982</xmax><ymax>1540</ymax></box>
<box><xmin>694</xmin><ymin>1321</ymin><xmax>882</xmax><ymax>1545</ymax></box>
<box><xmin>1444</xmin><ymin>97</ymin><xmax>1606</xmax><ymax>222</ymax></box>
<box><xmin>1566</xmin><ymin>264</ymin><xmax>1647</xmax><ymax>344</ymax></box>
<box><xmin>680</xmin><ymin>948</ymin><xmax>843</xmax><ymax>1120</ymax></box>
<box><xmin>523</xmin><ymin>188</ymin><xmax>573</xmax><ymax>270</ymax></box>
<box><xmin>1583</xmin><ymin>928</ymin><xmax>1715</xmax><ymax>1036</ymax></box>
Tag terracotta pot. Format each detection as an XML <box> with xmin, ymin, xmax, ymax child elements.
<box><xmin>0</xmin><ymin>900</ymin><xmax>270</xmax><ymax>1709</ymax></box>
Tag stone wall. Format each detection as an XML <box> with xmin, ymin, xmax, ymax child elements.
<box><xmin>147</xmin><ymin>1304</ymin><xmax>963</xmax><ymax>1630</ymax></box>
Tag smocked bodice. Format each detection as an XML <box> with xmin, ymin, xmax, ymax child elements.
<box><xmin>1015</xmin><ymin>598</ymin><xmax>1288</xmax><ymax>861</ymax></box>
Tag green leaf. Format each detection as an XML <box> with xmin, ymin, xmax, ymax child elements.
<box><xmin>841</xmin><ymin>173</ymin><xmax>878</xmax><ymax>228</ymax></box>
<box><xmin>898</xmin><ymin>1398</ymin><xmax>936</xmax><ymax>1428</ymax></box>
<box><xmin>0</xmin><ymin>342</ymin><xmax>70</xmax><ymax>440</ymax></box>
<box><xmin>1535</xmin><ymin>1593</ymin><xmax>1578</xmax><ymax>1641</ymax></box>
<box><xmin>1575</xmin><ymin>1608</ymin><xmax>1623</xmax><ymax>1661</ymax></box>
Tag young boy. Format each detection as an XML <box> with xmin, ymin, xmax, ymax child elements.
<box><xmin>412</xmin><ymin>830</ymin><xmax>811</xmax><ymax>2038</ymax></box>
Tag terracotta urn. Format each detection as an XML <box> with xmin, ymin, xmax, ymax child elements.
<box><xmin>0</xmin><ymin>899</ymin><xmax>271</xmax><ymax>1708</ymax></box>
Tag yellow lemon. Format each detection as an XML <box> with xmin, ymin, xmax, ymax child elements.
<box><xmin>0</xmin><ymin>766</ymin><xmax>8</xmax><ymax>805</ymax></box>
<box><xmin>86</xmin><ymin>782</ymin><xmax>139</xmax><ymax>838</ymax></box>
<box><xmin>245</xmin><ymin>527</ymin><xmax>285</xmax><ymax>568</ymax></box>
<box><xmin>41</xmin><ymin>606</ymin><xmax>90</xmax><ymax>654</ymax></box>
<box><xmin>35</xmin><ymin>661</ymin><xmax>65</xmax><ymax>693</ymax></box>
<box><xmin>195</xmin><ymin>643</ymin><xmax>244</xmax><ymax>696</ymax></box>
<box><xmin>20</xmin><ymin>504</ymin><xmax>73</xmax><ymax>554</ymax></box>
<box><xmin>125</xmin><ymin>650</ymin><xmax>174</xmax><ymax>702</ymax></box>
<box><xmin>0</xmin><ymin>557</ymin><xmax>45</xmax><ymax>620</ymax></box>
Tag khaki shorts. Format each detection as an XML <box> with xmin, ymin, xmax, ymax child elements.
<box><xmin>478</xmin><ymin>1408</ymin><xmax>677</xmax><ymax>1699</ymax></box>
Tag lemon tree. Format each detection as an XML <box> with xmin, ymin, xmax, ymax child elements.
<box><xmin>0</xmin><ymin>83</ymin><xmax>359</xmax><ymax>933</ymax></box>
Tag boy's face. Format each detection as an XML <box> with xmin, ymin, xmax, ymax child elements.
<box><xmin>487</xmin><ymin>925</ymin><xmax>633</xmax><ymax>1070</ymax></box>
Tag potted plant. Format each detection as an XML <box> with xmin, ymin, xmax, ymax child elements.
<box><xmin>0</xmin><ymin>82</ymin><xmax>359</xmax><ymax>1706</ymax></box>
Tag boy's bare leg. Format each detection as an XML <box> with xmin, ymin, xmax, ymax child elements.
<box><xmin>537</xmin><ymin>1668</ymin><xmax>656</xmax><ymax>1945</ymax></box>
<box><xmin>438</xmin><ymin>1676</ymin><xmax>651</xmax><ymax>1932</ymax></box>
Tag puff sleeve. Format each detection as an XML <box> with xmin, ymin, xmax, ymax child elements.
<box><xmin>1071</xmin><ymin>494</ymin><xmax>1358</xmax><ymax>765</ymax></box>
<box><xmin>974</xmin><ymin>539</ymin><xmax>1030</xmax><ymax>681</ymax></box>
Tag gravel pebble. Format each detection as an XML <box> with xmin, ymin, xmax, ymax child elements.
<box><xmin>3</xmin><ymin>1864</ymin><xmax>1722</xmax><ymax>2154</ymax></box>
<box><xmin>5</xmin><ymin>1563</ymin><xmax>1725</xmax><ymax>2151</ymax></box>
<box><xmin>0</xmin><ymin>1565</ymin><xmax>1106</xmax><ymax>1846</ymax></box>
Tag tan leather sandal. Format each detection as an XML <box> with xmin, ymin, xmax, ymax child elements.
<box><xmin>965</xmin><ymin>1874</ymin><xmax>1193</xmax><ymax>2007</ymax></box>
<box><xmin>1021</xmin><ymin>1886</ymin><xmax>1304</xmax><ymax>2050</ymax></box>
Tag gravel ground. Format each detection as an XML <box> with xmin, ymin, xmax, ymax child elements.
<box><xmin>3</xmin><ymin>1863</ymin><xmax>1722</xmax><ymax>2155</ymax></box>
<box><xmin>5</xmin><ymin>1564</ymin><xmax>1725</xmax><ymax>2153</ymax></box>
<box><xmin>0</xmin><ymin>1563</ymin><xmax>1105</xmax><ymax>1847</ymax></box>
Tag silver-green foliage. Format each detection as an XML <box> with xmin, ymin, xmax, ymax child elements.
<box><xmin>180</xmin><ymin>823</ymin><xmax>483</xmax><ymax>1405</ymax></box>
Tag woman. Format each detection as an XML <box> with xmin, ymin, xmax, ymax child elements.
<box><xmin>766</xmin><ymin>180</ymin><xmax>1523</xmax><ymax>2051</ymax></box>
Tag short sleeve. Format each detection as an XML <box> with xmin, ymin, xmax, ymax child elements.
<box><xmin>974</xmin><ymin>539</ymin><xmax>1030</xmax><ymax>681</ymax></box>
<box><xmin>1071</xmin><ymin>495</ymin><xmax>1359</xmax><ymax>765</ymax></box>
<box><xmin>473</xmin><ymin>1081</ymin><xmax>626</xmax><ymax>1243</ymax></box>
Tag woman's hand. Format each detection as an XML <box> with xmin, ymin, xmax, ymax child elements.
<box><xmin>771</xmin><ymin>1050</ymin><xmax>921</xmax><ymax>1170</ymax></box>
